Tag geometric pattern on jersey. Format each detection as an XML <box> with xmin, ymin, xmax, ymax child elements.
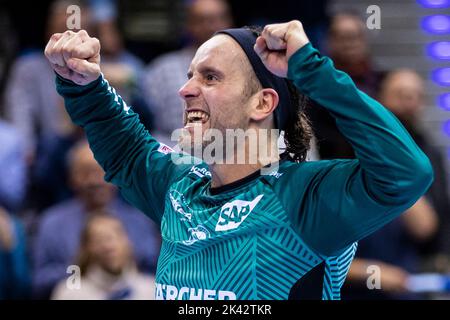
<box><xmin>154</xmin><ymin>166</ymin><xmax>355</xmax><ymax>300</ymax></box>
<box><xmin>322</xmin><ymin>243</ymin><xmax>358</xmax><ymax>300</ymax></box>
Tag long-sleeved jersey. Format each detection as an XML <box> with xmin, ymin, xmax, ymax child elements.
<box><xmin>56</xmin><ymin>43</ymin><xmax>433</xmax><ymax>300</ymax></box>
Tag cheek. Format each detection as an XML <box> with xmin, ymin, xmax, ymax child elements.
<box><xmin>205</xmin><ymin>91</ymin><xmax>247</xmax><ymax>128</ymax></box>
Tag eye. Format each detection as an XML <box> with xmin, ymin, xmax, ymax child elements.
<box><xmin>206</xmin><ymin>74</ymin><xmax>218</xmax><ymax>82</ymax></box>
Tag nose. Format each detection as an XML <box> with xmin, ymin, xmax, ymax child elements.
<box><xmin>178</xmin><ymin>78</ymin><xmax>201</xmax><ymax>100</ymax></box>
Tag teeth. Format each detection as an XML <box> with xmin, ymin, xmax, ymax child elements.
<box><xmin>187</xmin><ymin>111</ymin><xmax>209</xmax><ymax>123</ymax></box>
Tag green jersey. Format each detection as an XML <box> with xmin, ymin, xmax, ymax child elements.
<box><xmin>56</xmin><ymin>43</ymin><xmax>433</xmax><ymax>300</ymax></box>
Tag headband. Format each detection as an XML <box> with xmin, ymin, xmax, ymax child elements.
<box><xmin>215</xmin><ymin>28</ymin><xmax>296</xmax><ymax>130</ymax></box>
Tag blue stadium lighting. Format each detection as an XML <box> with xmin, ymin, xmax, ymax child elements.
<box><xmin>417</xmin><ymin>0</ymin><xmax>450</xmax><ymax>8</ymax></box>
<box><xmin>432</xmin><ymin>67</ymin><xmax>450</xmax><ymax>86</ymax></box>
<box><xmin>444</xmin><ymin>119</ymin><xmax>450</xmax><ymax>136</ymax></box>
<box><xmin>427</xmin><ymin>41</ymin><xmax>450</xmax><ymax>60</ymax></box>
<box><xmin>439</xmin><ymin>93</ymin><xmax>450</xmax><ymax>111</ymax></box>
<box><xmin>421</xmin><ymin>15</ymin><xmax>450</xmax><ymax>34</ymax></box>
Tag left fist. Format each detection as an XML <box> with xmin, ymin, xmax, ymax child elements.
<box><xmin>254</xmin><ymin>20</ymin><xmax>310</xmax><ymax>78</ymax></box>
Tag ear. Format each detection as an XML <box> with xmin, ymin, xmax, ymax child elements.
<box><xmin>249</xmin><ymin>88</ymin><xmax>279</xmax><ymax>122</ymax></box>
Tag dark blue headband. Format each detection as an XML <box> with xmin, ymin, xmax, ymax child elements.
<box><xmin>215</xmin><ymin>28</ymin><xmax>295</xmax><ymax>130</ymax></box>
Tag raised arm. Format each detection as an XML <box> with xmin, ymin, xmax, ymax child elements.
<box><xmin>256</xmin><ymin>21</ymin><xmax>434</xmax><ymax>255</ymax></box>
<box><xmin>45</xmin><ymin>30</ymin><xmax>190</xmax><ymax>223</ymax></box>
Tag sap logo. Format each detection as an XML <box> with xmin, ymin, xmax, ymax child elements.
<box><xmin>190</xmin><ymin>166</ymin><xmax>212</xmax><ymax>178</ymax></box>
<box><xmin>215</xmin><ymin>195</ymin><xmax>264</xmax><ymax>232</ymax></box>
<box><xmin>182</xmin><ymin>225</ymin><xmax>210</xmax><ymax>246</ymax></box>
<box><xmin>158</xmin><ymin>143</ymin><xmax>174</xmax><ymax>154</ymax></box>
<box><xmin>169</xmin><ymin>191</ymin><xmax>191</xmax><ymax>221</ymax></box>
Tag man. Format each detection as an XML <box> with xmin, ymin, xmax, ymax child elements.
<box><xmin>33</xmin><ymin>140</ymin><xmax>161</xmax><ymax>299</ymax></box>
<box><xmin>44</xmin><ymin>21</ymin><xmax>433</xmax><ymax>300</ymax></box>
<box><xmin>51</xmin><ymin>215</ymin><xmax>156</xmax><ymax>300</ymax></box>
<box><xmin>379</xmin><ymin>70</ymin><xmax>449</xmax><ymax>254</ymax></box>
<box><xmin>309</xmin><ymin>12</ymin><xmax>386</xmax><ymax>160</ymax></box>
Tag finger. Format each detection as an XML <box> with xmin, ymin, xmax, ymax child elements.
<box><xmin>51</xmin><ymin>31</ymin><xmax>76</xmax><ymax>67</ymax></box>
<box><xmin>271</xmin><ymin>26</ymin><xmax>288</xmax><ymax>48</ymax></box>
<box><xmin>262</xmin><ymin>24</ymin><xmax>288</xmax><ymax>51</ymax></box>
<box><xmin>254</xmin><ymin>36</ymin><xmax>269</xmax><ymax>60</ymax></box>
<box><xmin>70</xmin><ymin>37</ymin><xmax>100</xmax><ymax>60</ymax></box>
<box><xmin>66</xmin><ymin>57</ymin><xmax>100</xmax><ymax>77</ymax></box>
<box><xmin>44</xmin><ymin>33</ymin><xmax>63</xmax><ymax>62</ymax></box>
<box><xmin>61</xmin><ymin>33</ymin><xmax>85</xmax><ymax>64</ymax></box>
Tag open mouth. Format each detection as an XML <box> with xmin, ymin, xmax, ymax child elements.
<box><xmin>186</xmin><ymin>110</ymin><xmax>210</xmax><ymax>125</ymax></box>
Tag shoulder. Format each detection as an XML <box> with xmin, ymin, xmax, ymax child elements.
<box><xmin>0</xmin><ymin>121</ymin><xmax>22</xmax><ymax>145</ymax></box>
<box><xmin>10</xmin><ymin>51</ymin><xmax>49</xmax><ymax>74</ymax></box>
<box><xmin>264</xmin><ymin>159</ymin><xmax>358</xmax><ymax>187</ymax></box>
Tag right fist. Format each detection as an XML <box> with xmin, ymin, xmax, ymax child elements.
<box><xmin>45</xmin><ymin>30</ymin><xmax>101</xmax><ymax>85</ymax></box>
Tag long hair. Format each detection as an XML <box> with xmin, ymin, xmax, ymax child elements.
<box><xmin>282</xmin><ymin>81</ymin><xmax>313</xmax><ymax>162</ymax></box>
<box><xmin>246</xmin><ymin>26</ymin><xmax>314</xmax><ymax>162</ymax></box>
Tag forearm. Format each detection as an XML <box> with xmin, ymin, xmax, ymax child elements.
<box><xmin>56</xmin><ymin>74</ymin><xmax>157</xmax><ymax>187</ymax></box>
<box><xmin>402</xmin><ymin>197</ymin><xmax>438</xmax><ymax>241</ymax></box>
<box><xmin>287</xmin><ymin>44</ymin><xmax>433</xmax><ymax>206</ymax></box>
<box><xmin>56</xmin><ymin>74</ymin><xmax>188</xmax><ymax>223</ymax></box>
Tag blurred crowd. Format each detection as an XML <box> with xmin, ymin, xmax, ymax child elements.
<box><xmin>0</xmin><ymin>0</ymin><xmax>448</xmax><ymax>300</ymax></box>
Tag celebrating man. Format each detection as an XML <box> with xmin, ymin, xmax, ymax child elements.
<box><xmin>44</xmin><ymin>21</ymin><xmax>433</xmax><ymax>299</ymax></box>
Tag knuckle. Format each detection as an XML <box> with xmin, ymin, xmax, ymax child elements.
<box><xmin>51</xmin><ymin>33</ymin><xmax>61</xmax><ymax>41</ymax></box>
<box><xmin>290</xmin><ymin>20</ymin><xmax>303</xmax><ymax>29</ymax></box>
<box><xmin>61</xmin><ymin>43</ymin><xmax>71</xmax><ymax>53</ymax></box>
<box><xmin>92</xmin><ymin>37</ymin><xmax>101</xmax><ymax>50</ymax></box>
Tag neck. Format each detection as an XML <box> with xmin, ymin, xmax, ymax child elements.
<box><xmin>210</xmin><ymin>162</ymin><xmax>261</xmax><ymax>188</ymax></box>
<box><xmin>209</xmin><ymin>133</ymin><xmax>279</xmax><ymax>188</ymax></box>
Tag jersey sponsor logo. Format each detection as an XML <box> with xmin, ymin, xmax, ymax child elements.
<box><xmin>158</xmin><ymin>143</ymin><xmax>174</xmax><ymax>154</ymax></box>
<box><xmin>169</xmin><ymin>190</ymin><xmax>192</xmax><ymax>221</ymax></box>
<box><xmin>182</xmin><ymin>225</ymin><xmax>210</xmax><ymax>245</ymax></box>
<box><xmin>268</xmin><ymin>170</ymin><xmax>283</xmax><ymax>179</ymax></box>
<box><xmin>155</xmin><ymin>283</ymin><xmax>236</xmax><ymax>300</ymax></box>
<box><xmin>215</xmin><ymin>195</ymin><xmax>264</xmax><ymax>232</ymax></box>
<box><xmin>190</xmin><ymin>166</ymin><xmax>212</xmax><ymax>178</ymax></box>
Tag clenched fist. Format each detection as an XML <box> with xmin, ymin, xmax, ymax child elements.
<box><xmin>45</xmin><ymin>30</ymin><xmax>101</xmax><ymax>85</ymax></box>
<box><xmin>254</xmin><ymin>20</ymin><xmax>310</xmax><ymax>78</ymax></box>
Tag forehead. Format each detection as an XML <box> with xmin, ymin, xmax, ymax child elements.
<box><xmin>190</xmin><ymin>34</ymin><xmax>247</xmax><ymax>71</ymax></box>
<box><xmin>385</xmin><ymin>72</ymin><xmax>424</xmax><ymax>91</ymax></box>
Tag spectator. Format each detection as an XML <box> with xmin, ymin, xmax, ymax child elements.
<box><xmin>343</xmin><ymin>69</ymin><xmax>448</xmax><ymax>300</ymax></box>
<box><xmin>87</xmin><ymin>0</ymin><xmax>153</xmax><ymax>130</ymax></box>
<box><xmin>51</xmin><ymin>215</ymin><xmax>155</xmax><ymax>300</ymax></box>
<box><xmin>4</xmin><ymin>0</ymin><xmax>92</xmax><ymax>164</ymax></box>
<box><xmin>143</xmin><ymin>0</ymin><xmax>233</xmax><ymax>145</ymax></box>
<box><xmin>0</xmin><ymin>207</ymin><xmax>30</xmax><ymax>299</ymax></box>
<box><xmin>342</xmin><ymin>197</ymin><xmax>438</xmax><ymax>299</ymax></box>
<box><xmin>378</xmin><ymin>69</ymin><xmax>450</xmax><ymax>255</ymax></box>
<box><xmin>307</xmin><ymin>11</ymin><xmax>385</xmax><ymax>159</ymax></box>
<box><xmin>3</xmin><ymin>0</ymin><xmax>92</xmax><ymax>212</ymax></box>
<box><xmin>0</xmin><ymin>120</ymin><xmax>27</xmax><ymax>212</ymax></box>
<box><xmin>32</xmin><ymin>140</ymin><xmax>160</xmax><ymax>299</ymax></box>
